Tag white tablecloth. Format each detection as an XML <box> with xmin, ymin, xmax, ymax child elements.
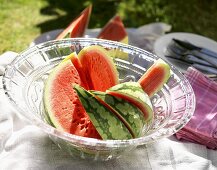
<box><xmin>0</xmin><ymin>38</ymin><xmax>217</xmax><ymax>170</ymax></box>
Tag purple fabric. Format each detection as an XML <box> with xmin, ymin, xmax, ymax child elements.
<box><xmin>175</xmin><ymin>67</ymin><xmax>217</xmax><ymax>149</ymax></box>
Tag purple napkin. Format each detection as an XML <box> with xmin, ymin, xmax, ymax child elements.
<box><xmin>175</xmin><ymin>67</ymin><xmax>217</xmax><ymax>149</ymax></box>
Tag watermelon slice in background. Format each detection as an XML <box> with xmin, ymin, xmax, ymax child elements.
<box><xmin>97</xmin><ymin>15</ymin><xmax>129</xmax><ymax>60</ymax></box>
<box><xmin>55</xmin><ymin>5</ymin><xmax>92</xmax><ymax>40</ymax></box>
<box><xmin>97</xmin><ymin>15</ymin><xmax>128</xmax><ymax>44</ymax></box>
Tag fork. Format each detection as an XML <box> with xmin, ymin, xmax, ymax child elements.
<box><xmin>165</xmin><ymin>43</ymin><xmax>217</xmax><ymax>75</ymax></box>
<box><xmin>167</xmin><ymin>44</ymin><xmax>213</xmax><ymax>67</ymax></box>
<box><xmin>168</xmin><ymin>40</ymin><xmax>217</xmax><ymax>68</ymax></box>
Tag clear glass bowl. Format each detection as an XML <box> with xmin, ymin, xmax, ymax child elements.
<box><xmin>3</xmin><ymin>38</ymin><xmax>195</xmax><ymax>161</ymax></box>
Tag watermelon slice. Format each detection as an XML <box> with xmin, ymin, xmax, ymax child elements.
<box><xmin>63</xmin><ymin>46</ymin><xmax>119</xmax><ymax>91</ymax></box>
<box><xmin>73</xmin><ymin>85</ymin><xmax>133</xmax><ymax>140</ymax></box>
<box><xmin>43</xmin><ymin>59</ymin><xmax>101</xmax><ymax>139</ymax></box>
<box><xmin>138</xmin><ymin>59</ymin><xmax>171</xmax><ymax>97</ymax></box>
<box><xmin>97</xmin><ymin>15</ymin><xmax>128</xmax><ymax>44</ymax></box>
<box><xmin>92</xmin><ymin>90</ymin><xmax>146</xmax><ymax>138</ymax></box>
<box><xmin>77</xmin><ymin>45</ymin><xmax>119</xmax><ymax>91</ymax></box>
<box><xmin>67</xmin><ymin>52</ymin><xmax>90</xmax><ymax>89</ymax></box>
<box><xmin>55</xmin><ymin>5</ymin><xmax>92</xmax><ymax>40</ymax></box>
<box><xmin>107</xmin><ymin>82</ymin><xmax>153</xmax><ymax>124</ymax></box>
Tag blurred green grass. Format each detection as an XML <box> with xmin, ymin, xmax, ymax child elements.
<box><xmin>0</xmin><ymin>0</ymin><xmax>217</xmax><ymax>54</ymax></box>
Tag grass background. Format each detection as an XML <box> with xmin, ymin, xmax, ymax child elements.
<box><xmin>0</xmin><ymin>0</ymin><xmax>217</xmax><ymax>54</ymax></box>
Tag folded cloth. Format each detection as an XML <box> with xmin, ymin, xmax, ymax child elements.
<box><xmin>176</xmin><ymin>67</ymin><xmax>217</xmax><ymax>149</ymax></box>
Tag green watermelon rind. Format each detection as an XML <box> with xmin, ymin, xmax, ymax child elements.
<box><xmin>107</xmin><ymin>82</ymin><xmax>154</xmax><ymax>124</ymax></box>
<box><xmin>42</xmin><ymin>102</ymin><xmax>55</xmax><ymax>127</ymax></box>
<box><xmin>73</xmin><ymin>84</ymin><xmax>133</xmax><ymax>140</ymax></box>
<box><xmin>92</xmin><ymin>91</ymin><xmax>145</xmax><ymax>138</ymax></box>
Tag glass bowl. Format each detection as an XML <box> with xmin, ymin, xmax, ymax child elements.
<box><xmin>3</xmin><ymin>38</ymin><xmax>195</xmax><ymax>161</ymax></box>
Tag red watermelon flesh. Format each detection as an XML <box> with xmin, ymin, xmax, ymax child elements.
<box><xmin>70</xmin><ymin>53</ymin><xmax>91</xmax><ymax>90</ymax></box>
<box><xmin>55</xmin><ymin>5</ymin><xmax>92</xmax><ymax>40</ymax></box>
<box><xmin>44</xmin><ymin>60</ymin><xmax>101</xmax><ymax>139</ymax></box>
<box><xmin>78</xmin><ymin>45</ymin><xmax>119</xmax><ymax>92</ymax></box>
<box><xmin>97</xmin><ymin>15</ymin><xmax>128</xmax><ymax>42</ymax></box>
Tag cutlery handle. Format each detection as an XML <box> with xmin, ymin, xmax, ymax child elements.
<box><xmin>192</xmin><ymin>51</ymin><xmax>217</xmax><ymax>68</ymax></box>
<box><xmin>201</xmin><ymin>48</ymin><xmax>217</xmax><ymax>59</ymax></box>
<box><xmin>185</xmin><ymin>55</ymin><xmax>213</xmax><ymax>67</ymax></box>
<box><xmin>173</xmin><ymin>38</ymin><xmax>217</xmax><ymax>59</ymax></box>
<box><xmin>193</xmin><ymin>64</ymin><xmax>217</xmax><ymax>75</ymax></box>
<box><xmin>166</xmin><ymin>55</ymin><xmax>217</xmax><ymax>74</ymax></box>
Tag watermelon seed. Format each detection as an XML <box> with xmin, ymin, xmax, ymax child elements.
<box><xmin>72</xmin><ymin>101</ymin><xmax>77</xmax><ymax>104</ymax></box>
<box><xmin>80</xmin><ymin>125</ymin><xmax>85</xmax><ymax>130</ymax></box>
<box><xmin>80</xmin><ymin>119</ymin><xmax>85</xmax><ymax>125</ymax></box>
<box><xmin>77</xmin><ymin>112</ymin><xmax>85</xmax><ymax>118</ymax></box>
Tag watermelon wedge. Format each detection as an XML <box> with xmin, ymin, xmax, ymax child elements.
<box><xmin>138</xmin><ymin>59</ymin><xmax>171</xmax><ymax>97</ymax></box>
<box><xmin>97</xmin><ymin>15</ymin><xmax>128</xmax><ymax>44</ymax></box>
<box><xmin>92</xmin><ymin>90</ymin><xmax>146</xmax><ymax>138</ymax></box>
<box><xmin>73</xmin><ymin>85</ymin><xmax>133</xmax><ymax>140</ymax></box>
<box><xmin>63</xmin><ymin>45</ymin><xmax>119</xmax><ymax>91</ymax></box>
<box><xmin>77</xmin><ymin>45</ymin><xmax>119</xmax><ymax>91</ymax></box>
<box><xmin>107</xmin><ymin>82</ymin><xmax>153</xmax><ymax>123</ymax></box>
<box><xmin>66</xmin><ymin>52</ymin><xmax>90</xmax><ymax>89</ymax></box>
<box><xmin>43</xmin><ymin>59</ymin><xmax>101</xmax><ymax>139</ymax></box>
<box><xmin>55</xmin><ymin>5</ymin><xmax>92</xmax><ymax>40</ymax></box>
